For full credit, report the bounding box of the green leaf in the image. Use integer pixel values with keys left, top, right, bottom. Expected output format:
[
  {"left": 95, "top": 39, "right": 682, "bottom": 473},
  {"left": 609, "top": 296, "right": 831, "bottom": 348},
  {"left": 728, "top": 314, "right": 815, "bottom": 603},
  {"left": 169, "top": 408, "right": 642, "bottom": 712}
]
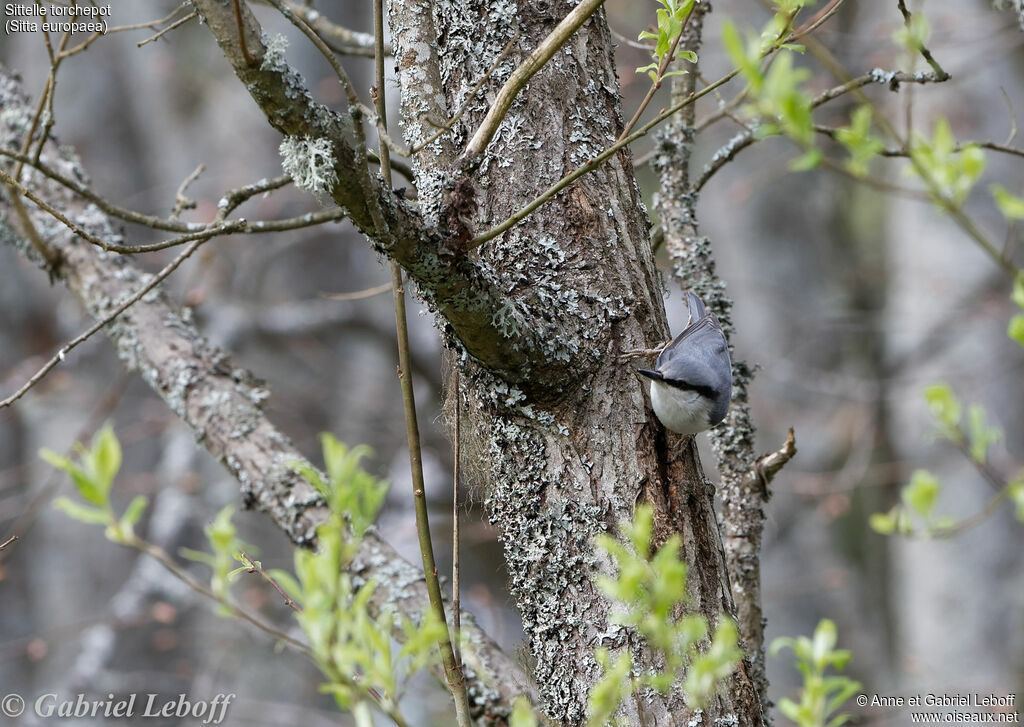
[
  {"left": 789, "top": 148, "right": 822, "bottom": 171},
  {"left": 722, "top": 21, "right": 762, "bottom": 89},
  {"left": 119, "top": 495, "right": 148, "bottom": 532},
  {"left": 54, "top": 496, "right": 112, "bottom": 525},
  {"left": 207, "top": 506, "right": 238, "bottom": 552},
  {"left": 509, "top": 696, "right": 538, "bottom": 727},
  {"left": 990, "top": 184, "right": 1024, "bottom": 220},
  {"left": 960, "top": 146, "right": 985, "bottom": 179},
  {"left": 90, "top": 423, "right": 122, "bottom": 495},
  {"left": 40, "top": 449, "right": 106, "bottom": 506},
  {"left": 1010, "top": 314, "right": 1024, "bottom": 348},
  {"left": 835, "top": 106, "right": 884, "bottom": 177},
  {"left": 902, "top": 470, "right": 940, "bottom": 517},
  {"left": 586, "top": 650, "right": 633, "bottom": 727},
  {"left": 924, "top": 382, "right": 962, "bottom": 432},
  {"left": 894, "top": 12, "right": 930, "bottom": 51},
  {"left": 778, "top": 697, "right": 802, "bottom": 723},
  {"left": 1008, "top": 474, "right": 1024, "bottom": 522},
  {"left": 179, "top": 547, "right": 217, "bottom": 566},
  {"left": 868, "top": 511, "right": 896, "bottom": 535},
  {"left": 1012, "top": 273, "right": 1024, "bottom": 309},
  {"left": 290, "top": 459, "right": 327, "bottom": 497},
  {"left": 811, "top": 619, "right": 838, "bottom": 670},
  {"left": 967, "top": 404, "right": 1002, "bottom": 463}
]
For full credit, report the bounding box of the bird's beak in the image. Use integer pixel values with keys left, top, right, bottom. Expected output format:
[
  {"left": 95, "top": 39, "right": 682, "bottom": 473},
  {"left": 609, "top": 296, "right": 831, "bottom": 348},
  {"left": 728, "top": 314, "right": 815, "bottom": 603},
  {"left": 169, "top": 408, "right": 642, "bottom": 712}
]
[{"left": 637, "top": 369, "right": 663, "bottom": 381}]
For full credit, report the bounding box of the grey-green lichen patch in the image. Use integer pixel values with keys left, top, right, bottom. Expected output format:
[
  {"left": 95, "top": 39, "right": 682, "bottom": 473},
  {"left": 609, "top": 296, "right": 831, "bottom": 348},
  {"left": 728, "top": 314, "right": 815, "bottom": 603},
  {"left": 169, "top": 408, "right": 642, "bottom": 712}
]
[
  {"left": 259, "top": 33, "right": 289, "bottom": 73},
  {"left": 0, "top": 104, "right": 33, "bottom": 149},
  {"left": 279, "top": 135, "right": 338, "bottom": 198}
]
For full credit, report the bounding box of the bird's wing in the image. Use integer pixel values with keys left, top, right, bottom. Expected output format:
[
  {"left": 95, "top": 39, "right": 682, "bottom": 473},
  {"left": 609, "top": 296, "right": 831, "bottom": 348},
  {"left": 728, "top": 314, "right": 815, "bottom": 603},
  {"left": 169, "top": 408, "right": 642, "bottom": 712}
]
[{"left": 655, "top": 315, "right": 731, "bottom": 392}]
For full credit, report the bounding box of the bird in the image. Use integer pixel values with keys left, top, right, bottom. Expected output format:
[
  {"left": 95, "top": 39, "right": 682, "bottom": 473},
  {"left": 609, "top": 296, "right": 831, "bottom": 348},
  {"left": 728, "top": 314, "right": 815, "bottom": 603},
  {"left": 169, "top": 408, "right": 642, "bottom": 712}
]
[{"left": 637, "top": 292, "right": 732, "bottom": 435}]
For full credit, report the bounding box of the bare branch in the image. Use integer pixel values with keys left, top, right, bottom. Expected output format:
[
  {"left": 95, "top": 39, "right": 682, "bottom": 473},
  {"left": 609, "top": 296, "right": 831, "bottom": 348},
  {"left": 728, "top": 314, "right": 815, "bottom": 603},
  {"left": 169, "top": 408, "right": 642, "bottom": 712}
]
[
  {"left": 896, "top": 0, "right": 950, "bottom": 82},
  {"left": 270, "top": 0, "right": 383, "bottom": 58},
  {"left": 0, "top": 236, "right": 206, "bottom": 410},
  {"left": 189, "top": 0, "right": 543, "bottom": 376}
]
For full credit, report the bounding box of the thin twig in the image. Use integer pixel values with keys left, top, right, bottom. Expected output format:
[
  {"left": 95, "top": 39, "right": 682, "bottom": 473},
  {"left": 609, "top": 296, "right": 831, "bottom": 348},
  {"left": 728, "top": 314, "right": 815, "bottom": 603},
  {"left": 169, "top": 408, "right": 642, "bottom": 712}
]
[
  {"left": 321, "top": 282, "right": 392, "bottom": 301},
  {"left": 170, "top": 164, "right": 206, "bottom": 220},
  {"left": 232, "top": 0, "right": 256, "bottom": 66},
  {"left": 802, "top": 35, "right": 1020, "bottom": 278},
  {"left": 238, "top": 552, "right": 302, "bottom": 612},
  {"left": 265, "top": 0, "right": 384, "bottom": 236},
  {"left": 999, "top": 88, "right": 1017, "bottom": 147},
  {"left": 0, "top": 149, "right": 216, "bottom": 232},
  {"left": 609, "top": 24, "right": 654, "bottom": 51},
  {"left": 137, "top": 10, "right": 198, "bottom": 48},
  {"left": 931, "top": 487, "right": 1011, "bottom": 538},
  {"left": 127, "top": 535, "right": 307, "bottom": 650},
  {"left": 0, "top": 536, "right": 17, "bottom": 552},
  {"left": 267, "top": 0, "right": 360, "bottom": 108},
  {"left": 814, "top": 124, "right": 1024, "bottom": 160},
  {"left": 0, "top": 172, "right": 247, "bottom": 252},
  {"left": 896, "top": 0, "right": 950, "bottom": 82},
  {"left": 373, "top": 1, "right": 472, "bottom": 724},
  {"left": 270, "top": 0, "right": 382, "bottom": 58},
  {"left": 460, "top": 0, "right": 606, "bottom": 162},
  {"left": 1, "top": 165, "right": 342, "bottom": 251},
  {"left": 452, "top": 369, "right": 462, "bottom": 670},
  {"left": 0, "top": 238, "right": 207, "bottom": 409},
  {"left": 618, "top": 3, "right": 695, "bottom": 142}
]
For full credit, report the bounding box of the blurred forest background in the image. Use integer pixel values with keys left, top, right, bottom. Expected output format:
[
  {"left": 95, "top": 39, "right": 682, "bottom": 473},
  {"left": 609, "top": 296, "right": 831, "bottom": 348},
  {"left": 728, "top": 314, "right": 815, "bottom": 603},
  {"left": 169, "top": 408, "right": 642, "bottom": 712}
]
[{"left": 1, "top": 1, "right": 1023, "bottom": 725}]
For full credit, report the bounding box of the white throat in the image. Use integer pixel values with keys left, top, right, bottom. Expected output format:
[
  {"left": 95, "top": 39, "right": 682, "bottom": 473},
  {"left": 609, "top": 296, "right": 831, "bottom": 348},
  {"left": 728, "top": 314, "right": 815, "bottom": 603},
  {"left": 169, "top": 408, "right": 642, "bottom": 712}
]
[{"left": 648, "top": 379, "right": 714, "bottom": 435}]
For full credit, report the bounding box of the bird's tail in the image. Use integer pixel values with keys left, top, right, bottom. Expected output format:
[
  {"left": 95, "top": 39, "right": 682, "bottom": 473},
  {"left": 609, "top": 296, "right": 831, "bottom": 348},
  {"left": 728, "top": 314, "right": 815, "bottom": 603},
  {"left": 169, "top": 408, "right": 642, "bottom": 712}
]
[{"left": 685, "top": 291, "right": 707, "bottom": 326}]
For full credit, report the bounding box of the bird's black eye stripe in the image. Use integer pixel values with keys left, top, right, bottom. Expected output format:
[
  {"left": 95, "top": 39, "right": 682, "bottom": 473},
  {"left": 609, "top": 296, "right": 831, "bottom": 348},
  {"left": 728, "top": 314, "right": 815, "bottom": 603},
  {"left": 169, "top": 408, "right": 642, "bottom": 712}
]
[{"left": 662, "top": 379, "right": 717, "bottom": 400}]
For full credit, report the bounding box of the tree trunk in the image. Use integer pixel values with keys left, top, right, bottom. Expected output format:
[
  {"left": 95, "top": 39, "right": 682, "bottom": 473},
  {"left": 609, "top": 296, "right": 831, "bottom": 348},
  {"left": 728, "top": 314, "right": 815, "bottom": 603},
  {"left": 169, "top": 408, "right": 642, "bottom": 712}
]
[{"left": 393, "top": 2, "right": 763, "bottom": 724}]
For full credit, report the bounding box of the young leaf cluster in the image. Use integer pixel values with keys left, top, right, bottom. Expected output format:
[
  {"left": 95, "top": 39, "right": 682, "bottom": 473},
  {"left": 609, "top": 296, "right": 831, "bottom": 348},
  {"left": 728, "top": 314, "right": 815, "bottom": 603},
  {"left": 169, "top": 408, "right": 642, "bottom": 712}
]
[
  {"left": 871, "top": 384, "right": 1023, "bottom": 536},
  {"left": 586, "top": 505, "right": 741, "bottom": 726},
  {"left": 180, "top": 505, "right": 257, "bottom": 614},
  {"left": 869, "top": 469, "right": 952, "bottom": 536},
  {"left": 276, "top": 434, "right": 440, "bottom": 725},
  {"left": 721, "top": 16, "right": 819, "bottom": 170},
  {"left": 923, "top": 383, "right": 1002, "bottom": 464},
  {"left": 40, "top": 423, "right": 147, "bottom": 542},
  {"left": 291, "top": 434, "right": 389, "bottom": 545},
  {"left": 834, "top": 107, "right": 885, "bottom": 178},
  {"left": 770, "top": 619, "right": 861, "bottom": 727},
  {"left": 909, "top": 119, "right": 986, "bottom": 206},
  {"left": 43, "top": 428, "right": 439, "bottom": 727},
  {"left": 636, "top": 0, "right": 696, "bottom": 83}
]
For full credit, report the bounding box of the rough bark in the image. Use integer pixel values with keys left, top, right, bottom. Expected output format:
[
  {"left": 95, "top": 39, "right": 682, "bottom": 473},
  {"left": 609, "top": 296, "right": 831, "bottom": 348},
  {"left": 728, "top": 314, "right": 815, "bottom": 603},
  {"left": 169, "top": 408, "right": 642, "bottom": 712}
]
[
  {"left": 0, "top": 65, "right": 535, "bottom": 723},
  {"left": 391, "top": 1, "right": 762, "bottom": 724}
]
